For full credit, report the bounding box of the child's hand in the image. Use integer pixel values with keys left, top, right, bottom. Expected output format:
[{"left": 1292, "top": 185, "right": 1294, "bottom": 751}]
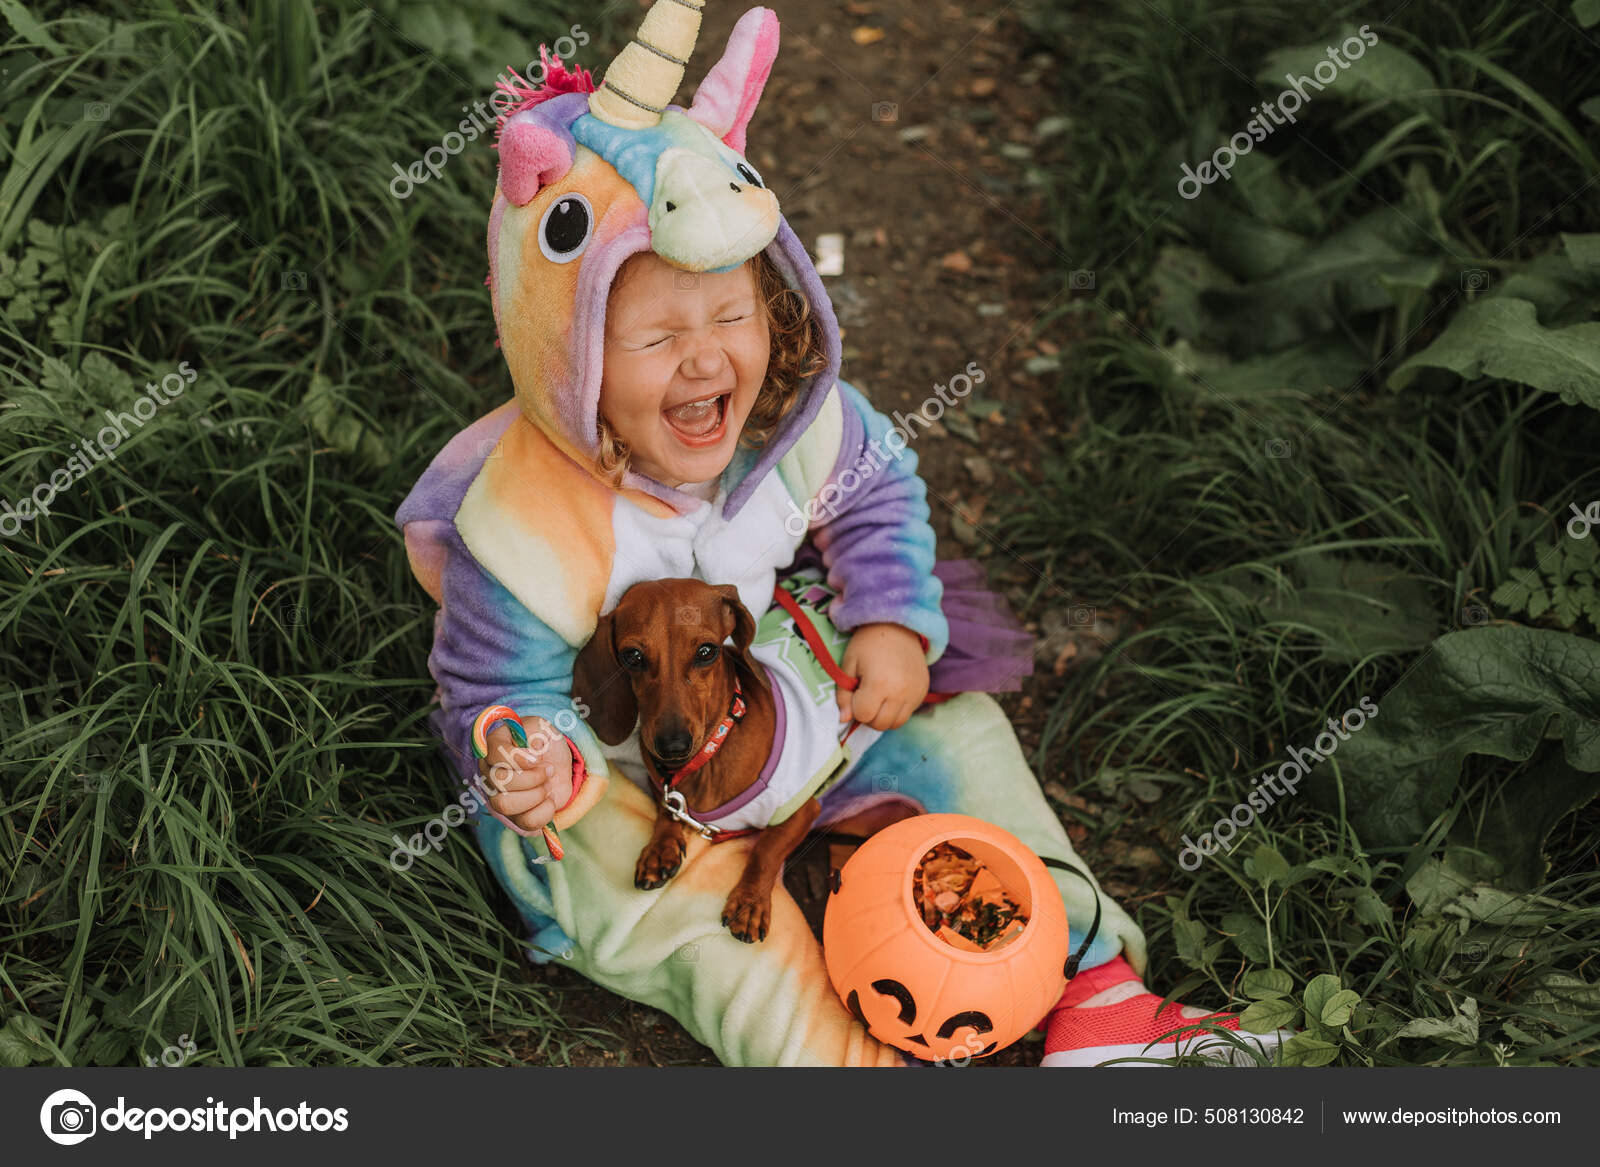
[
  {"left": 478, "top": 717, "right": 574, "bottom": 832},
  {"left": 835, "top": 623, "right": 930, "bottom": 731}
]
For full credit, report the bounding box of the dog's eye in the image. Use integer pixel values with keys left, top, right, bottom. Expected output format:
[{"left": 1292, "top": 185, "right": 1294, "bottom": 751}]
[
  {"left": 694, "top": 643, "right": 720, "bottom": 664},
  {"left": 619, "top": 647, "right": 647, "bottom": 671}
]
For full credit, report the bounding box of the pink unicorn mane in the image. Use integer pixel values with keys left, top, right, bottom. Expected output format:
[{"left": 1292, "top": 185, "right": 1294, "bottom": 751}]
[{"left": 492, "top": 48, "right": 596, "bottom": 145}]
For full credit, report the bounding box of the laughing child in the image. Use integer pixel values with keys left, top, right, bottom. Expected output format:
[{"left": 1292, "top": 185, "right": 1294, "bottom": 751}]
[{"left": 395, "top": 1, "right": 1285, "bottom": 1067}]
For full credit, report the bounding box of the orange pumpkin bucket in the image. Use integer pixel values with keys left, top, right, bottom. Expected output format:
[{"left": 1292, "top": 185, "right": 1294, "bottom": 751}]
[{"left": 822, "top": 813, "right": 1071, "bottom": 1061}]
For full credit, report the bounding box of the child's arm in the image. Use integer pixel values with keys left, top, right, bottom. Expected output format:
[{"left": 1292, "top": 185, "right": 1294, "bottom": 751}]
[
  {"left": 806, "top": 380, "right": 948, "bottom": 657},
  {"left": 799, "top": 381, "right": 948, "bottom": 727},
  {"left": 400, "top": 514, "right": 608, "bottom": 832}
]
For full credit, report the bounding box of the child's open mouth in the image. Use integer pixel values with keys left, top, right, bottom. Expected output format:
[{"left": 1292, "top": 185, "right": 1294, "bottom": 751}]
[{"left": 662, "top": 392, "right": 730, "bottom": 444}]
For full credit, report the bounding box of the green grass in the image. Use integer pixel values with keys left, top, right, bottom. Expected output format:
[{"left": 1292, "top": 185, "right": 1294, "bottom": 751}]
[
  {"left": 1009, "top": 0, "right": 1600, "bottom": 1064},
  {"left": 1, "top": 0, "right": 625, "bottom": 1066}
]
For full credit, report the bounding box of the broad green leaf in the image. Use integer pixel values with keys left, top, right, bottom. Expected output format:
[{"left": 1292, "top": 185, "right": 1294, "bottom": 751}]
[
  {"left": 1389, "top": 298, "right": 1600, "bottom": 407},
  {"left": 1320, "top": 990, "right": 1361, "bottom": 1028},
  {"left": 1223, "top": 911, "right": 1270, "bottom": 962},
  {"left": 1250, "top": 843, "right": 1291, "bottom": 888},
  {"left": 1258, "top": 34, "right": 1441, "bottom": 118},
  {"left": 1279, "top": 1033, "right": 1340, "bottom": 1066},
  {"left": 1561, "top": 233, "right": 1600, "bottom": 275},
  {"left": 82, "top": 1027, "right": 131, "bottom": 1067},
  {"left": 1202, "top": 208, "right": 1437, "bottom": 352},
  {"left": 1486, "top": 744, "right": 1600, "bottom": 887},
  {"left": 1313, "top": 627, "right": 1600, "bottom": 863},
  {"left": 1243, "top": 968, "right": 1295, "bottom": 1000},
  {"left": 1344, "top": 886, "right": 1393, "bottom": 928},
  {"left": 1406, "top": 857, "right": 1477, "bottom": 916},
  {"left": 0, "top": 1015, "right": 45, "bottom": 1066},
  {"left": 1525, "top": 973, "right": 1600, "bottom": 1018},
  {"left": 1577, "top": 0, "right": 1600, "bottom": 28},
  {"left": 1240, "top": 997, "right": 1299, "bottom": 1033},
  {"left": 1396, "top": 1010, "right": 1479, "bottom": 1046},
  {"left": 1258, "top": 553, "right": 1440, "bottom": 663},
  {"left": 0, "top": 0, "right": 65, "bottom": 54},
  {"left": 1302, "top": 974, "right": 1344, "bottom": 1024},
  {"left": 1307, "top": 854, "right": 1372, "bottom": 882},
  {"left": 1492, "top": 253, "right": 1595, "bottom": 323},
  {"left": 1172, "top": 912, "right": 1211, "bottom": 970}
]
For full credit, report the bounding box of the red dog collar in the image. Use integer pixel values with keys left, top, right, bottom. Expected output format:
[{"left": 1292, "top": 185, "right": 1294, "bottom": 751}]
[{"left": 651, "top": 676, "right": 746, "bottom": 791}]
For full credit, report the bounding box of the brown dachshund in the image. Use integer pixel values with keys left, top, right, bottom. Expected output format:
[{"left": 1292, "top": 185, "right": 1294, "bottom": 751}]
[{"left": 571, "top": 578, "right": 820, "bottom": 942}]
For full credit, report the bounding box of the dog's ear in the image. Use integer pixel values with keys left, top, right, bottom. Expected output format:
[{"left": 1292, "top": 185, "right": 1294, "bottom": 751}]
[
  {"left": 714, "top": 584, "right": 767, "bottom": 696},
  {"left": 570, "top": 610, "right": 638, "bottom": 746}
]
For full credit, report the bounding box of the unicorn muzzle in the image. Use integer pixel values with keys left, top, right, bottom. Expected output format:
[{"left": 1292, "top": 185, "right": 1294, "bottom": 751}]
[{"left": 648, "top": 148, "right": 780, "bottom": 271}]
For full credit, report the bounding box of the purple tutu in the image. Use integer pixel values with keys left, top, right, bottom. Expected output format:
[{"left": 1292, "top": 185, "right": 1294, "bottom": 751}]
[{"left": 928, "top": 558, "right": 1037, "bottom": 693}]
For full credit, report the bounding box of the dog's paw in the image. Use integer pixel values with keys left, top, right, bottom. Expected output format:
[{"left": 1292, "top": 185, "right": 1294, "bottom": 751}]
[
  {"left": 721, "top": 887, "right": 771, "bottom": 943},
  {"left": 635, "top": 837, "right": 686, "bottom": 890}
]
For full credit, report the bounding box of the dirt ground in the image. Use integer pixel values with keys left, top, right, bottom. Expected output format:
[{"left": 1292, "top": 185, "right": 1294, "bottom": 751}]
[{"left": 513, "top": 0, "right": 1145, "bottom": 1067}]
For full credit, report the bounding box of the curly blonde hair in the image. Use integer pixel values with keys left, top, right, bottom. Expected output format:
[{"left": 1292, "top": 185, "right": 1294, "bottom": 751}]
[{"left": 594, "top": 249, "right": 828, "bottom": 485}]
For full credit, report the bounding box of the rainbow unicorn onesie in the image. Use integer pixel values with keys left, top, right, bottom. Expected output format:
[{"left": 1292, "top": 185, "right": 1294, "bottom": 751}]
[{"left": 396, "top": 0, "right": 1142, "bottom": 1066}]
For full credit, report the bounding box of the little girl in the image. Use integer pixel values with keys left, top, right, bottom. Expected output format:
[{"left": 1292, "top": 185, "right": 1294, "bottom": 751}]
[{"left": 396, "top": 1, "right": 1281, "bottom": 1066}]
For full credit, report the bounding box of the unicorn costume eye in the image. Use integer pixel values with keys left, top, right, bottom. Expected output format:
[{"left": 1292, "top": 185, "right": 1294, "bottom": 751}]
[{"left": 539, "top": 194, "right": 593, "bottom": 262}]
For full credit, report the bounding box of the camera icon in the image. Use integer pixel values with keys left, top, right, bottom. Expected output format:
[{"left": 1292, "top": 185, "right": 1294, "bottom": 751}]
[
  {"left": 1264, "top": 438, "right": 1293, "bottom": 459},
  {"left": 83, "top": 102, "right": 109, "bottom": 122},
  {"left": 281, "top": 270, "right": 307, "bottom": 291},
  {"left": 1067, "top": 604, "right": 1096, "bottom": 626},
  {"left": 673, "top": 271, "right": 701, "bottom": 290},
  {"left": 1458, "top": 941, "right": 1488, "bottom": 964},
  {"left": 871, "top": 101, "right": 899, "bottom": 123},
  {"left": 40, "top": 1090, "right": 97, "bottom": 1145},
  {"left": 674, "top": 604, "right": 700, "bottom": 626},
  {"left": 476, "top": 437, "right": 501, "bottom": 461},
  {"left": 77, "top": 774, "right": 110, "bottom": 794},
  {"left": 1461, "top": 603, "right": 1490, "bottom": 627},
  {"left": 871, "top": 774, "right": 899, "bottom": 792},
  {"left": 284, "top": 603, "right": 303, "bottom": 626},
  {"left": 1069, "top": 269, "right": 1095, "bottom": 291},
  {"left": 675, "top": 942, "right": 700, "bottom": 962},
  {"left": 1460, "top": 269, "right": 1489, "bottom": 292}
]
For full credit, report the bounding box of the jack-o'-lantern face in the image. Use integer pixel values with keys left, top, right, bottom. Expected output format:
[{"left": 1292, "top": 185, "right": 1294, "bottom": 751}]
[
  {"left": 822, "top": 815, "right": 1073, "bottom": 1063},
  {"left": 843, "top": 978, "right": 1000, "bottom": 1062}
]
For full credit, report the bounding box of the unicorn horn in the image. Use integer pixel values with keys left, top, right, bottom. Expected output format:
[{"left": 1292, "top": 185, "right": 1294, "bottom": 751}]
[{"left": 588, "top": 0, "right": 705, "bottom": 129}]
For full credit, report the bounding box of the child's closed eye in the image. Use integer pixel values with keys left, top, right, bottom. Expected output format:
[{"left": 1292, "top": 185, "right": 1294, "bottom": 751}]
[{"left": 625, "top": 333, "right": 674, "bottom": 350}]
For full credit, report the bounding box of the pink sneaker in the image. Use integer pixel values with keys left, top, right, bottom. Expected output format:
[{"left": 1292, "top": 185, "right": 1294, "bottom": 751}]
[{"left": 1041, "top": 957, "right": 1289, "bottom": 1067}]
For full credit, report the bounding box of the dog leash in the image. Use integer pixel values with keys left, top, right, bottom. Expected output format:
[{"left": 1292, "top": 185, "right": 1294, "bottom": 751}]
[{"left": 769, "top": 585, "right": 955, "bottom": 708}]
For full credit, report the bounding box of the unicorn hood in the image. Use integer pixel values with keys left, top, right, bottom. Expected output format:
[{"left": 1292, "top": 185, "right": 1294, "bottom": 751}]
[{"left": 487, "top": 2, "right": 841, "bottom": 519}]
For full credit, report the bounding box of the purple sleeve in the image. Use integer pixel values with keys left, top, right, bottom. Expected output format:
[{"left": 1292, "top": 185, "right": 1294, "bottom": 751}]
[{"left": 807, "top": 380, "right": 948, "bottom": 662}]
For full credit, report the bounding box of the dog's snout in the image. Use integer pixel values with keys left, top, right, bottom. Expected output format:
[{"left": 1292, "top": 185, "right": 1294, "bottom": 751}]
[{"left": 652, "top": 722, "right": 694, "bottom": 762}]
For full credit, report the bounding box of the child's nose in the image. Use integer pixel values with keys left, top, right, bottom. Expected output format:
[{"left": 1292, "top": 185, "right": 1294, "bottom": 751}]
[{"left": 681, "top": 334, "right": 727, "bottom": 379}]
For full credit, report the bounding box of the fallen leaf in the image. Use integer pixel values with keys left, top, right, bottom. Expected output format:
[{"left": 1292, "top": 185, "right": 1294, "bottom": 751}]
[
  {"left": 940, "top": 250, "right": 973, "bottom": 273},
  {"left": 851, "top": 26, "right": 886, "bottom": 45},
  {"left": 969, "top": 77, "right": 997, "bottom": 97}
]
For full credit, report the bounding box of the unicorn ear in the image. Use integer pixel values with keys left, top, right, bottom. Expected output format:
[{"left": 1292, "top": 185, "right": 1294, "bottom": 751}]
[
  {"left": 687, "top": 7, "right": 779, "bottom": 154},
  {"left": 497, "top": 115, "right": 575, "bottom": 205}
]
